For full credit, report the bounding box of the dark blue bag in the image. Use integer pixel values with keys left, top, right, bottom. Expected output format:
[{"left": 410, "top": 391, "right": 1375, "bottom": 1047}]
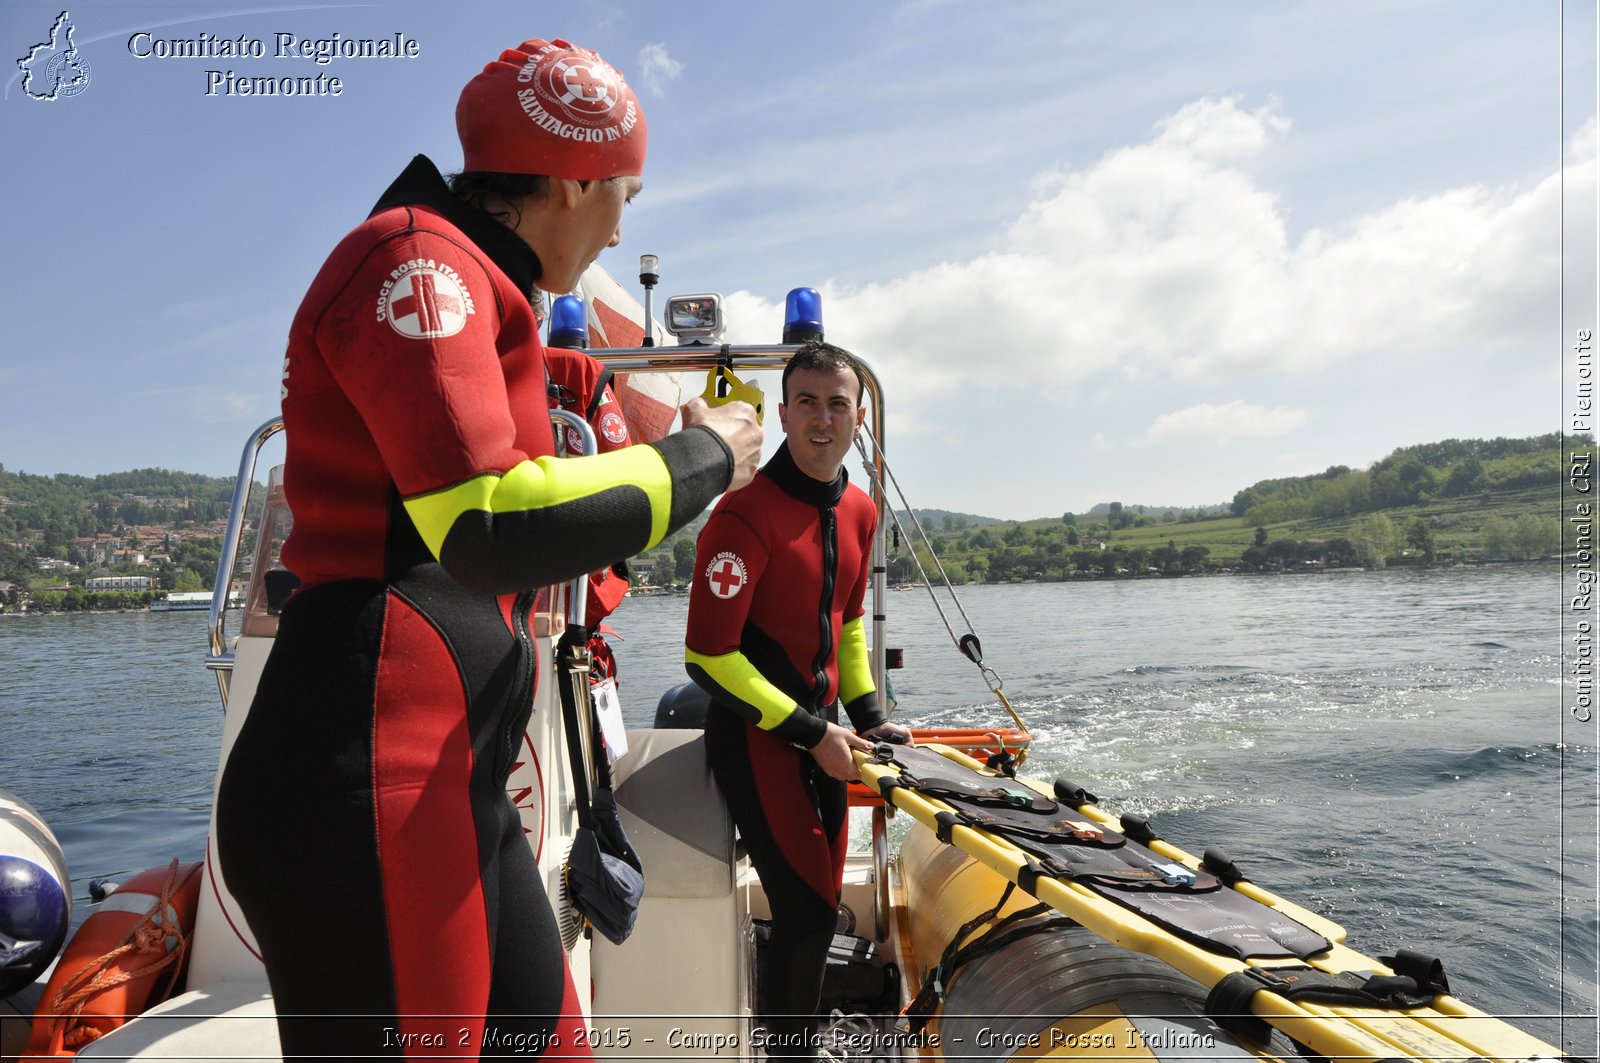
[
  {"left": 566, "top": 789, "right": 644, "bottom": 945},
  {"left": 558, "top": 629, "right": 644, "bottom": 945}
]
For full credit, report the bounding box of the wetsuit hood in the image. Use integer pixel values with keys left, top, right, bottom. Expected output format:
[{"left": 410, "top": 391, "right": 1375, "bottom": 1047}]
[{"left": 370, "top": 154, "right": 541, "bottom": 296}]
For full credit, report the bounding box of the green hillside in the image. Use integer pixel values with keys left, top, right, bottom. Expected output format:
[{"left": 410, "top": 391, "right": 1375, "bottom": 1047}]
[
  {"left": 2, "top": 431, "right": 1588, "bottom": 605},
  {"left": 882, "top": 433, "right": 1586, "bottom": 583}
]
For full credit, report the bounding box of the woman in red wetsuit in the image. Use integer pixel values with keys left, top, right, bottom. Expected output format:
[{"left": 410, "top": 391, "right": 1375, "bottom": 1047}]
[{"left": 215, "top": 38, "right": 760, "bottom": 1059}]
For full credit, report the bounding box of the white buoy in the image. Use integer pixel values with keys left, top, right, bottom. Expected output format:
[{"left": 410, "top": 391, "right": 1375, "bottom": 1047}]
[{"left": 0, "top": 790, "right": 71, "bottom": 998}]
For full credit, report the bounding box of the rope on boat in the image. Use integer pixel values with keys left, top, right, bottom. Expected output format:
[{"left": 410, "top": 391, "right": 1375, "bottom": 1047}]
[
  {"left": 853, "top": 425, "right": 1031, "bottom": 744},
  {"left": 43, "top": 858, "right": 198, "bottom": 1048}
]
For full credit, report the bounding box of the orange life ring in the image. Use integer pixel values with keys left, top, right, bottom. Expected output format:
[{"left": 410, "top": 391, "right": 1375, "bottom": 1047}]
[
  {"left": 906, "top": 727, "right": 1032, "bottom": 753},
  {"left": 21, "top": 858, "right": 203, "bottom": 1059}
]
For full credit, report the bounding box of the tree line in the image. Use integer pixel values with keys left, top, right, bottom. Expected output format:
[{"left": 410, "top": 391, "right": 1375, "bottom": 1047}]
[
  {"left": 1228, "top": 434, "right": 1566, "bottom": 524},
  {"left": 3, "top": 430, "right": 1582, "bottom": 600},
  {"left": 877, "top": 433, "right": 1577, "bottom": 584}
]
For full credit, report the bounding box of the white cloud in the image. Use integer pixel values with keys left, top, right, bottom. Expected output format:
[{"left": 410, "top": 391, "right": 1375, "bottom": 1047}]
[
  {"left": 722, "top": 95, "right": 1574, "bottom": 407},
  {"left": 636, "top": 43, "right": 683, "bottom": 96},
  {"left": 1151, "top": 94, "right": 1292, "bottom": 163},
  {"left": 1139, "top": 401, "right": 1311, "bottom": 447}
]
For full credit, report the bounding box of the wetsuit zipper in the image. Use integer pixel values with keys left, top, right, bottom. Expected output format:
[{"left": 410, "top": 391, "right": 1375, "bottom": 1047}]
[
  {"left": 810, "top": 504, "right": 837, "bottom": 712},
  {"left": 499, "top": 588, "right": 538, "bottom": 781}
]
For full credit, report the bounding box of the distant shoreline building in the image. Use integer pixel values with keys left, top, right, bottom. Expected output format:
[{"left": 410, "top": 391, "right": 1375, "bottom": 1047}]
[{"left": 84, "top": 575, "right": 153, "bottom": 592}]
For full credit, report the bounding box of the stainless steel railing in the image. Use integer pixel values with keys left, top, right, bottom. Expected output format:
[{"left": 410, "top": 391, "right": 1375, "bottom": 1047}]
[{"left": 203, "top": 344, "right": 891, "bottom": 710}]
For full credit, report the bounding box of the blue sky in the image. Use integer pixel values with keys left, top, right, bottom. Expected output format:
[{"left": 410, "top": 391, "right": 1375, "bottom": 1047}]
[{"left": 3, "top": 1, "right": 1595, "bottom": 520}]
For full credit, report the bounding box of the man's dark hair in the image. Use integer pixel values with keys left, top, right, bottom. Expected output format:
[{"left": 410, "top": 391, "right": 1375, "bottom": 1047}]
[{"left": 781, "top": 340, "right": 867, "bottom": 405}]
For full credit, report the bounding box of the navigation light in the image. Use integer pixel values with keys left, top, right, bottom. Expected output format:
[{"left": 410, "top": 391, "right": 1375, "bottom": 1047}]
[
  {"left": 549, "top": 295, "right": 589, "bottom": 349},
  {"left": 783, "top": 288, "right": 823, "bottom": 344}
]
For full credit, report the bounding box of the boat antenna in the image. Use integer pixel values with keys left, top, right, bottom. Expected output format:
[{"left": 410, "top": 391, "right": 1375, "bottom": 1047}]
[{"left": 852, "top": 425, "right": 1030, "bottom": 741}]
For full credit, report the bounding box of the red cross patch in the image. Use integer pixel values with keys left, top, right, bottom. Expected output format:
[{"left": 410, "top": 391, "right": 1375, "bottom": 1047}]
[
  {"left": 600, "top": 410, "right": 628, "bottom": 445},
  {"left": 705, "top": 552, "right": 747, "bottom": 600},
  {"left": 379, "top": 263, "right": 474, "bottom": 339}
]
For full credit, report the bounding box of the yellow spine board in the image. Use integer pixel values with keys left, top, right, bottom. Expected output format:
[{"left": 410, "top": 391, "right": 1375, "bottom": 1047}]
[
  {"left": 899, "top": 828, "right": 1288, "bottom": 1061},
  {"left": 859, "top": 745, "right": 1565, "bottom": 1063}
]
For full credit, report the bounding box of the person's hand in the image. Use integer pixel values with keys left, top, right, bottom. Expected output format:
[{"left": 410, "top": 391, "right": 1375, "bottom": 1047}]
[
  {"left": 860, "top": 721, "right": 913, "bottom": 746},
  {"left": 681, "top": 397, "right": 762, "bottom": 491},
  {"left": 807, "top": 721, "right": 874, "bottom": 781}
]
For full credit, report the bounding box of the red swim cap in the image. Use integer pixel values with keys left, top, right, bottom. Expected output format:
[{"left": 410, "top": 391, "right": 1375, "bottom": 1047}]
[{"left": 456, "top": 38, "right": 647, "bottom": 180}]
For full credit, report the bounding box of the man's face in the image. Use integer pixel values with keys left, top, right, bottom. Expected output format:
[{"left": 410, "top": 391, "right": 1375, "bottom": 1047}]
[{"left": 779, "top": 366, "right": 865, "bottom": 482}]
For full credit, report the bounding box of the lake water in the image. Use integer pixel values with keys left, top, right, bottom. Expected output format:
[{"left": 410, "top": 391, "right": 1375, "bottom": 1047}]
[{"left": 1, "top": 564, "right": 1595, "bottom": 1057}]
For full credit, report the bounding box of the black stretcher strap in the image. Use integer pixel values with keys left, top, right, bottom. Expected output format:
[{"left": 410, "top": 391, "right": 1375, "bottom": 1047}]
[
  {"left": 1202, "top": 845, "right": 1247, "bottom": 885},
  {"left": 1120, "top": 812, "right": 1159, "bottom": 845},
  {"left": 1053, "top": 777, "right": 1098, "bottom": 807},
  {"left": 1205, "top": 963, "right": 1447, "bottom": 1045},
  {"left": 1380, "top": 948, "right": 1451, "bottom": 995},
  {"left": 915, "top": 776, "right": 1057, "bottom": 814}
]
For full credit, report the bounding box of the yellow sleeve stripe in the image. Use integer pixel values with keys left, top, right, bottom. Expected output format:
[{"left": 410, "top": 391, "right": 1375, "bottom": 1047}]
[
  {"left": 684, "top": 647, "right": 798, "bottom": 731},
  {"left": 837, "top": 615, "right": 875, "bottom": 704},
  {"left": 403, "top": 447, "right": 674, "bottom": 560}
]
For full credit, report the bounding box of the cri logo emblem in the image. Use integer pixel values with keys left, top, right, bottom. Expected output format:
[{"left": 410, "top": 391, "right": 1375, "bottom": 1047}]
[{"left": 705, "top": 552, "right": 747, "bottom": 600}]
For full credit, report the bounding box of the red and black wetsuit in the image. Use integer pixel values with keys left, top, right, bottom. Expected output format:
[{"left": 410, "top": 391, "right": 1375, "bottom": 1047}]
[
  {"left": 215, "top": 155, "right": 732, "bottom": 1059},
  {"left": 684, "top": 443, "right": 883, "bottom": 1059}
]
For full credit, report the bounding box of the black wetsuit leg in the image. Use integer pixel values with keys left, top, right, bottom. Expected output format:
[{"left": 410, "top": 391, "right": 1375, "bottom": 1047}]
[
  {"left": 705, "top": 705, "right": 847, "bottom": 1062},
  {"left": 216, "top": 569, "right": 591, "bottom": 1060}
]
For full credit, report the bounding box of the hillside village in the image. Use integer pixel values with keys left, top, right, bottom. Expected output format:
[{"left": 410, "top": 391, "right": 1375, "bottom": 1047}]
[
  {"left": 0, "top": 473, "right": 235, "bottom": 611},
  {"left": 0, "top": 430, "right": 1584, "bottom": 613}
]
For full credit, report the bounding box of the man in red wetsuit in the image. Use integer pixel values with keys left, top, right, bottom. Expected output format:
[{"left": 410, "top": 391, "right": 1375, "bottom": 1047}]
[
  {"left": 215, "top": 38, "right": 761, "bottom": 1059},
  {"left": 684, "top": 341, "right": 910, "bottom": 1060}
]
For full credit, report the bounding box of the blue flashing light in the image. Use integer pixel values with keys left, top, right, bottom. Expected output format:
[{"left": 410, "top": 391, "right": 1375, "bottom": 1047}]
[
  {"left": 783, "top": 287, "right": 823, "bottom": 344},
  {"left": 549, "top": 294, "right": 589, "bottom": 349}
]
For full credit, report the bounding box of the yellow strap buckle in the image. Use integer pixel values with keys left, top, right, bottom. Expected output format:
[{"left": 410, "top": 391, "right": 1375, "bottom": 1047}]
[{"left": 701, "top": 365, "right": 764, "bottom": 425}]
